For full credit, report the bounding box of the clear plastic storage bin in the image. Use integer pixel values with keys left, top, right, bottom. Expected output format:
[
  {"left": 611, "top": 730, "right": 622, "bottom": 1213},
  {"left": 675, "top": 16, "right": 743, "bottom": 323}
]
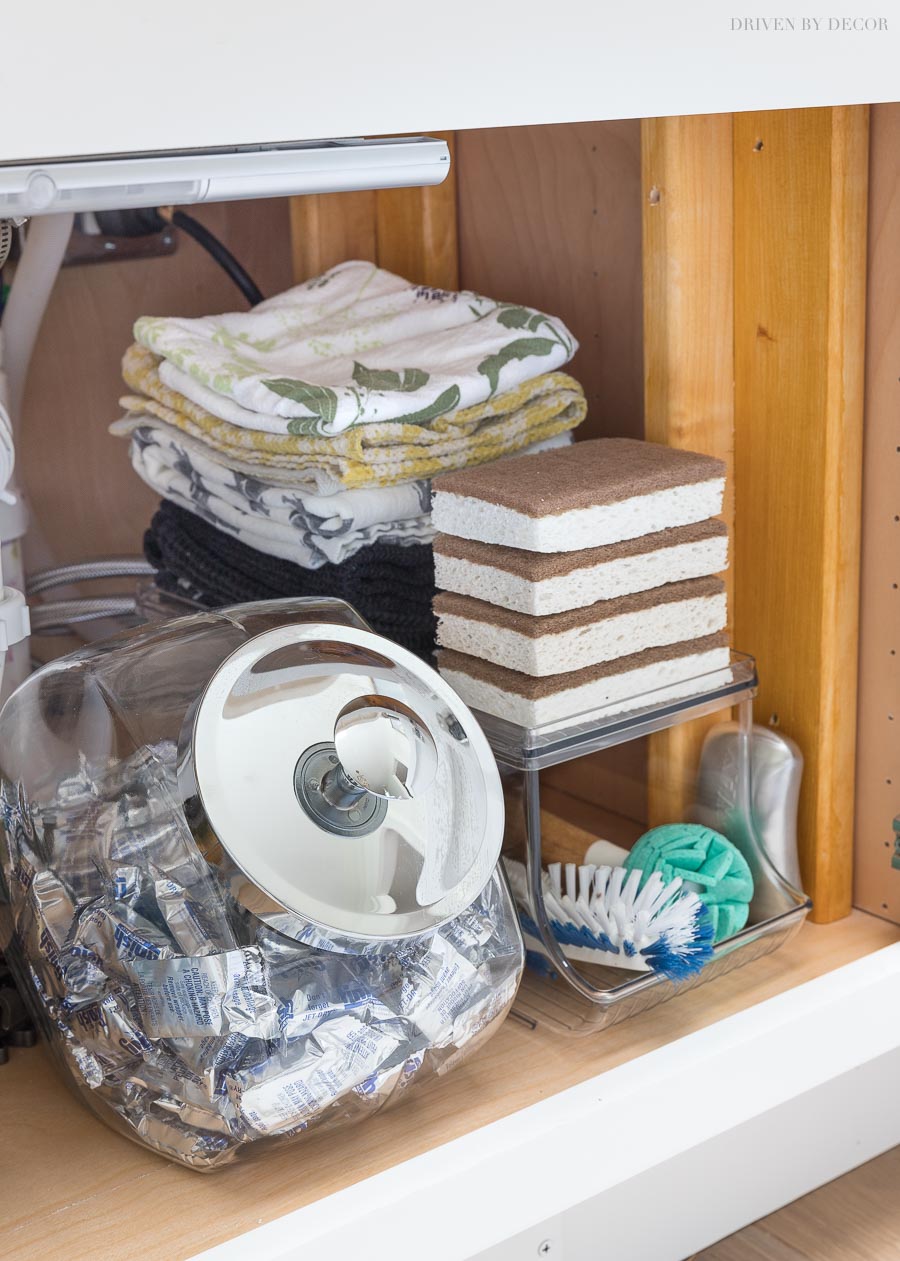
[{"left": 486, "top": 652, "right": 811, "bottom": 1035}]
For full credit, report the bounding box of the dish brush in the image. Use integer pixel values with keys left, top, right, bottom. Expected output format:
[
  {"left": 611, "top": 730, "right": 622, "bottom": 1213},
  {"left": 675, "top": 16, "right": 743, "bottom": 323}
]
[{"left": 504, "top": 858, "right": 714, "bottom": 981}]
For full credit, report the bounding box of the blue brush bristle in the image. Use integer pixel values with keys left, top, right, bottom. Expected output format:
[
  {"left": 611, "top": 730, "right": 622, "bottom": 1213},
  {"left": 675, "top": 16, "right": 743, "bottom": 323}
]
[
  {"left": 513, "top": 867, "right": 715, "bottom": 983},
  {"left": 518, "top": 911, "right": 540, "bottom": 939},
  {"left": 524, "top": 948, "right": 558, "bottom": 978},
  {"left": 641, "top": 905, "right": 715, "bottom": 982},
  {"left": 520, "top": 909, "right": 621, "bottom": 958}
]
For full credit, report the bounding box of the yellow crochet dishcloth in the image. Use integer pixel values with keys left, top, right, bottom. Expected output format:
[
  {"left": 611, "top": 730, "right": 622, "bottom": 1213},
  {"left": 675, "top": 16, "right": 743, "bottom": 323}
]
[{"left": 119, "top": 344, "right": 586, "bottom": 491}]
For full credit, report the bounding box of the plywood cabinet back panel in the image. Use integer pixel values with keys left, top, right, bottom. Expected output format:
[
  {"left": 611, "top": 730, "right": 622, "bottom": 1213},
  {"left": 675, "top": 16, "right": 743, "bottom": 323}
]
[
  {"left": 456, "top": 121, "right": 644, "bottom": 442},
  {"left": 17, "top": 199, "right": 295, "bottom": 574},
  {"left": 453, "top": 122, "right": 648, "bottom": 824}
]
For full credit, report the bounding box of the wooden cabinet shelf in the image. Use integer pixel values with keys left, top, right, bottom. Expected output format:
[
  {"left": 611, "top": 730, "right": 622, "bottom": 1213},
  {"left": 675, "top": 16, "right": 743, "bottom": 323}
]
[{"left": 2, "top": 901, "right": 895, "bottom": 1260}]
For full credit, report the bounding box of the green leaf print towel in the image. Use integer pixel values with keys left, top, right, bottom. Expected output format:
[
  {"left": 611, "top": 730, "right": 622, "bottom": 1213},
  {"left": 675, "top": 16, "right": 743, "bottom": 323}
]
[{"left": 134, "top": 261, "right": 577, "bottom": 438}]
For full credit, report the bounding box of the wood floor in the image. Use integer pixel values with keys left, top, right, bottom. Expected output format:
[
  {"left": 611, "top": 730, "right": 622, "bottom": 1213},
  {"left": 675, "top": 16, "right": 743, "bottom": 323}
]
[{"left": 694, "top": 1145, "right": 900, "bottom": 1260}]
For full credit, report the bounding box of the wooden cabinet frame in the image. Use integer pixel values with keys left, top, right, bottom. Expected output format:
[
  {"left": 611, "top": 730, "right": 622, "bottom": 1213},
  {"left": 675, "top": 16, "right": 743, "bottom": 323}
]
[
  {"left": 290, "top": 107, "right": 869, "bottom": 925},
  {"left": 4, "top": 103, "right": 895, "bottom": 1261},
  {"left": 643, "top": 109, "right": 869, "bottom": 924}
]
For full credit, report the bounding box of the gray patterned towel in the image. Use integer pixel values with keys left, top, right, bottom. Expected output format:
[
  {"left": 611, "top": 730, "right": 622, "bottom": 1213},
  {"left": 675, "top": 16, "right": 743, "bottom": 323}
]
[{"left": 126, "top": 422, "right": 433, "bottom": 569}]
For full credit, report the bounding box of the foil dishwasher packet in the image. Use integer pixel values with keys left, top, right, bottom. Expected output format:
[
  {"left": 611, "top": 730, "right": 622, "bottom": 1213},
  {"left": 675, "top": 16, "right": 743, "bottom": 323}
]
[
  {"left": 440, "top": 907, "right": 495, "bottom": 959},
  {"left": 122, "top": 1042, "right": 222, "bottom": 1107},
  {"left": 110, "top": 1052, "right": 245, "bottom": 1139},
  {"left": 150, "top": 1094, "right": 243, "bottom": 1141},
  {"left": 58, "top": 950, "right": 109, "bottom": 1010},
  {"left": 9, "top": 852, "right": 36, "bottom": 921},
  {"left": 106, "top": 855, "right": 234, "bottom": 957},
  {"left": 125, "top": 947, "right": 279, "bottom": 1039},
  {"left": 108, "top": 815, "right": 199, "bottom": 876},
  {"left": 435, "top": 971, "right": 521, "bottom": 1076},
  {"left": 256, "top": 912, "right": 410, "bottom": 961},
  {"left": 17, "top": 870, "right": 78, "bottom": 1003},
  {"left": 59, "top": 900, "right": 176, "bottom": 1007},
  {"left": 152, "top": 874, "right": 230, "bottom": 956},
  {"left": 259, "top": 917, "right": 402, "bottom": 987},
  {"left": 74, "top": 901, "right": 175, "bottom": 967},
  {"left": 388, "top": 935, "right": 492, "bottom": 1047},
  {"left": 254, "top": 918, "right": 320, "bottom": 968},
  {"left": 129, "top": 1109, "right": 240, "bottom": 1169},
  {"left": 347, "top": 1046, "right": 429, "bottom": 1120},
  {"left": 63, "top": 1039, "right": 105, "bottom": 1090},
  {"left": 387, "top": 1049, "right": 427, "bottom": 1105},
  {"left": 167, "top": 1031, "right": 261, "bottom": 1099},
  {"left": 109, "top": 864, "right": 143, "bottom": 907},
  {"left": 273, "top": 953, "right": 396, "bottom": 1041},
  {"left": 226, "top": 1017, "right": 403, "bottom": 1136},
  {"left": 67, "top": 991, "right": 155, "bottom": 1074}
]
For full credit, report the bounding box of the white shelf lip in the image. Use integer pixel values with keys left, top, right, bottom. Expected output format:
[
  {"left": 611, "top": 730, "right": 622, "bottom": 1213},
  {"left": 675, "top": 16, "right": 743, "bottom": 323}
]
[{"left": 189, "top": 941, "right": 900, "bottom": 1261}]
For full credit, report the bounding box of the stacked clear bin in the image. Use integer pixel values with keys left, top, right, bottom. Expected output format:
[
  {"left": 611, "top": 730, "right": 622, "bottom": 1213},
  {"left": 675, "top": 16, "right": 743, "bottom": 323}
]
[{"left": 486, "top": 652, "right": 811, "bottom": 1035}]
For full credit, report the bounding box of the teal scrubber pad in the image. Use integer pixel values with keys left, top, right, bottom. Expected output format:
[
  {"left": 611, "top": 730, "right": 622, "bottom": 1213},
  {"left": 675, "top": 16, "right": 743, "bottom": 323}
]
[{"left": 624, "top": 824, "right": 754, "bottom": 943}]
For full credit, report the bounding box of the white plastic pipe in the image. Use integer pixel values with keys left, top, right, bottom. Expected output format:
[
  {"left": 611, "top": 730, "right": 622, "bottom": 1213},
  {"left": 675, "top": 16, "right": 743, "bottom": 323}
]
[
  {"left": 3, "top": 212, "right": 74, "bottom": 427},
  {"left": 0, "top": 212, "right": 72, "bottom": 699},
  {"left": 0, "top": 332, "right": 15, "bottom": 503}
]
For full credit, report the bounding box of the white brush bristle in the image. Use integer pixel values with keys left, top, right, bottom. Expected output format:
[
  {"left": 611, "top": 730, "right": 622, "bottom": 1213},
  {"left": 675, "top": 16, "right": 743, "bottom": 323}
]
[{"left": 503, "top": 856, "right": 713, "bottom": 980}]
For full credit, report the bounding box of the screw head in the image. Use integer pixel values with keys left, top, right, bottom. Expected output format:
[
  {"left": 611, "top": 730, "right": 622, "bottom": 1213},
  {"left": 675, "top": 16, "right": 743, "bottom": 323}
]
[{"left": 537, "top": 1242, "right": 553, "bottom": 1256}]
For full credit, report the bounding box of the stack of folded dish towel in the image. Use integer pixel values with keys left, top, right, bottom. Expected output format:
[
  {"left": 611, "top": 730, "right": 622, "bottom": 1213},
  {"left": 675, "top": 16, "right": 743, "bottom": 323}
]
[
  {"left": 111, "top": 260, "right": 586, "bottom": 658},
  {"left": 432, "top": 437, "right": 732, "bottom": 725}
]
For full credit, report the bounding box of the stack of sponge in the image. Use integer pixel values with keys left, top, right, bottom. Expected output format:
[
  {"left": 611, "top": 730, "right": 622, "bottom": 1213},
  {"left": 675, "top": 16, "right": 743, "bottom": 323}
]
[{"left": 432, "top": 438, "right": 732, "bottom": 727}]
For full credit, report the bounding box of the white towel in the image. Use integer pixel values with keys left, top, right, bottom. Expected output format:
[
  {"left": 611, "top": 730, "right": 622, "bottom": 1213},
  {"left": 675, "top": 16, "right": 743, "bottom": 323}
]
[
  {"left": 134, "top": 260, "right": 577, "bottom": 437},
  {"left": 124, "top": 422, "right": 572, "bottom": 570},
  {"left": 127, "top": 423, "right": 433, "bottom": 569}
]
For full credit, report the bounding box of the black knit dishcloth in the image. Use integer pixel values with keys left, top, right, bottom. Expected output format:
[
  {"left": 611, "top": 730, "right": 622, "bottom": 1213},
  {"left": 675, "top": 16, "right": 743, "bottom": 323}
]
[{"left": 144, "top": 499, "right": 437, "bottom": 661}]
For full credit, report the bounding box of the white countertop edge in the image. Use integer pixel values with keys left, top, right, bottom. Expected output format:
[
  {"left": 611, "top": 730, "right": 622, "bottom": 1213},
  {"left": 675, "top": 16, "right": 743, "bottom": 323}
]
[{"left": 189, "top": 942, "right": 900, "bottom": 1261}]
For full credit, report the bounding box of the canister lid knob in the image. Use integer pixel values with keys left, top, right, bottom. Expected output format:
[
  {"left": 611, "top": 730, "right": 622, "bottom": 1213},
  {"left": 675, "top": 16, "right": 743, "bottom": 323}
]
[
  {"left": 188, "top": 622, "right": 503, "bottom": 940},
  {"left": 333, "top": 695, "right": 438, "bottom": 801}
]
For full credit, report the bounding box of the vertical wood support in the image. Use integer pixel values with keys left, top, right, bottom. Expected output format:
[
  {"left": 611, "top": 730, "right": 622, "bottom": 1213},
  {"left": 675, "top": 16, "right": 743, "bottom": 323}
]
[
  {"left": 642, "top": 108, "right": 867, "bottom": 924},
  {"left": 853, "top": 103, "right": 900, "bottom": 924},
  {"left": 376, "top": 133, "right": 459, "bottom": 290},
  {"left": 290, "top": 191, "right": 377, "bottom": 278},
  {"left": 733, "top": 107, "right": 869, "bottom": 923},
  {"left": 642, "top": 115, "right": 735, "bottom": 825},
  {"left": 289, "top": 133, "right": 457, "bottom": 289}
]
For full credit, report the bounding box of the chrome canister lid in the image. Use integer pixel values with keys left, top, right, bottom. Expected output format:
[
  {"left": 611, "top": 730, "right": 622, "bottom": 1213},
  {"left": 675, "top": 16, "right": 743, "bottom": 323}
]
[{"left": 188, "top": 623, "right": 504, "bottom": 939}]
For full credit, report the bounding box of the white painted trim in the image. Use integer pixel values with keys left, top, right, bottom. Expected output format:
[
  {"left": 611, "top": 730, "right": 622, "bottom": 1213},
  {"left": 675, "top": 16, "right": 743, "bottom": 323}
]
[
  {"left": 190, "top": 944, "right": 900, "bottom": 1261},
  {"left": 4, "top": 3, "right": 899, "bottom": 164}
]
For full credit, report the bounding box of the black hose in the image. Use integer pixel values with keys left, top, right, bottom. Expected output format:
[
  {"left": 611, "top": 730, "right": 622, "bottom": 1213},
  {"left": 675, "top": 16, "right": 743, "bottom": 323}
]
[
  {"left": 92, "top": 208, "right": 265, "bottom": 307},
  {"left": 169, "top": 210, "right": 265, "bottom": 307}
]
